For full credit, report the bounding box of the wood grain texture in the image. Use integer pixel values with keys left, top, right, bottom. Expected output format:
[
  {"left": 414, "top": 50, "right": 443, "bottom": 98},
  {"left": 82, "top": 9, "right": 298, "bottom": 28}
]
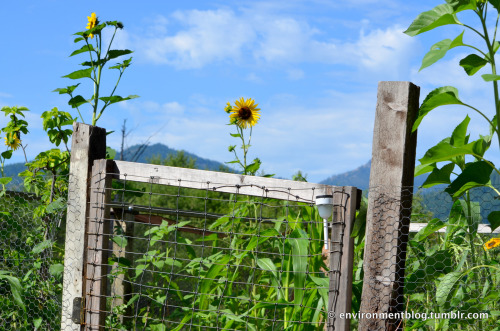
[
  {"left": 85, "top": 159, "right": 113, "bottom": 331},
  {"left": 61, "top": 123, "right": 106, "bottom": 330},
  {"left": 359, "top": 81, "right": 420, "bottom": 331},
  {"left": 112, "top": 160, "right": 338, "bottom": 202}
]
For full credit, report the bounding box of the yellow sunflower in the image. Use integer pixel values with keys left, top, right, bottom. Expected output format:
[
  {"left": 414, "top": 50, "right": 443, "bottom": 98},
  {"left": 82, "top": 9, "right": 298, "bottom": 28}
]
[
  {"left": 484, "top": 237, "right": 500, "bottom": 250},
  {"left": 86, "top": 12, "right": 98, "bottom": 39},
  {"left": 229, "top": 97, "right": 261, "bottom": 129},
  {"left": 4, "top": 133, "right": 21, "bottom": 151}
]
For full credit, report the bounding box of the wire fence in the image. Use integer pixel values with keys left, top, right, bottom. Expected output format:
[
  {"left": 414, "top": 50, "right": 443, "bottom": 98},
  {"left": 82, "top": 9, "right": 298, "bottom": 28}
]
[
  {"left": 85, "top": 167, "right": 352, "bottom": 330},
  {"left": 1, "top": 169, "right": 499, "bottom": 330},
  {"left": 0, "top": 175, "right": 69, "bottom": 330}
]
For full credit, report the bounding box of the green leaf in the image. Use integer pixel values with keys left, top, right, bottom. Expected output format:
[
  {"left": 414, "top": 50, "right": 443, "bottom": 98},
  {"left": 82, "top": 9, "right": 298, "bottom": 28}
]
[
  {"left": 1, "top": 150, "right": 13, "bottom": 160},
  {"left": 49, "top": 263, "right": 64, "bottom": 278},
  {"left": 419, "top": 31, "right": 464, "bottom": 71},
  {"left": 436, "top": 271, "right": 463, "bottom": 307},
  {"left": 482, "top": 74, "right": 500, "bottom": 81},
  {"left": 487, "top": 211, "right": 500, "bottom": 231},
  {"left": 445, "top": 0, "right": 478, "bottom": 12},
  {"left": 68, "top": 95, "right": 87, "bottom": 108},
  {"left": 74, "top": 37, "right": 84, "bottom": 43},
  {"left": 0, "top": 273, "right": 25, "bottom": 311},
  {"left": 106, "top": 146, "right": 117, "bottom": 160},
  {"left": 489, "top": 0, "right": 500, "bottom": 11},
  {"left": 413, "top": 86, "right": 464, "bottom": 131},
  {"left": 70, "top": 44, "right": 95, "bottom": 57},
  {"left": 413, "top": 218, "right": 446, "bottom": 242},
  {"left": 62, "top": 68, "right": 93, "bottom": 80},
  {"left": 230, "top": 133, "right": 241, "bottom": 138},
  {"left": 415, "top": 163, "right": 436, "bottom": 177},
  {"left": 107, "top": 49, "right": 133, "bottom": 60},
  {"left": 112, "top": 236, "right": 128, "bottom": 248},
  {"left": 459, "top": 54, "right": 488, "bottom": 76},
  {"left": 419, "top": 137, "right": 484, "bottom": 166},
  {"left": 99, "top": 95, "right": 139, "bottom": 106},
  {"left": 199, "top": 254, "right": 231, "bottom": 311},
  {"left": 31, "top": 240, "right": 54, "bottom": 254},
  {"left": 288, "top": 228, "right": 309, "bottom": 308},
  {"left": 46, "top": 197, "right": 66, "bottom": 213},
  {"left": 0, "top": 177, "right": 12, "bottom": 185},
  {"left": 257, "top": 258, "right": 285, "bottom": 300},
  {"left": 53, "top": 83, "right": 80, "bottom": 95},
  {"left": 245, "top": 160, "right": 261, "bottom": 174},
  {"left": 421, "top": 163, "right": 455, "bottom": 188},
  {"left": 445, "top": 161, "right": 494, "bottom": 197},
  {"left": 404, "top": 4, "right": 461, "bottom": 37},
  {"left": 450, "top": 115, "right": 470, "bottom": 147}
]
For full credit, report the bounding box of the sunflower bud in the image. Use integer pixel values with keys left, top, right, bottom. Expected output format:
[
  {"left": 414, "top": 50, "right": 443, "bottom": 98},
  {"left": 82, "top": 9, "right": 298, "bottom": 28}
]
[
  {"left": 228, "top": 145, "right": 236, "bottom": 152},
  {"left": 224, "top": 102, "right": 232, "bottom": 113}
]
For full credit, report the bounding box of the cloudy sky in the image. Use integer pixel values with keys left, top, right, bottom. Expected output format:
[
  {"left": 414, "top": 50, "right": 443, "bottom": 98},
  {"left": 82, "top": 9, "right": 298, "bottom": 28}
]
[{"left": 1, "top": 0, "right": 498, "bottom": 183}]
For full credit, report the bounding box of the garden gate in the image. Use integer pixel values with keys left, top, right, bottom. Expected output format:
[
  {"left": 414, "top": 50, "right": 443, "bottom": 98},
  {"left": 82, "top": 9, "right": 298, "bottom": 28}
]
[{"left": 60, "top": 81, "right": 420, "bottom": 330}]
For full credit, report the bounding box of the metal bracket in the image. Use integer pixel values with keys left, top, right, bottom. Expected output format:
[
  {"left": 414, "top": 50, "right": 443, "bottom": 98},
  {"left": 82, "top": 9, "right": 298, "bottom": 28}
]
[{"left": 72, "top": 297, "right": 84, "bottom": 324}]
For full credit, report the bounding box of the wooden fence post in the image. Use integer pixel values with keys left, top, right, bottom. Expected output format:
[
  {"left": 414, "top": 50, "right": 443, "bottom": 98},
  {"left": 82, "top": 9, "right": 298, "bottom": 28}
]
[
  {"left": 85, "top": 159, "right": 114, "bottom": 330},
  {"left": 327, "top": 186, "right": 359, "bottom": 331},
  {"left": 358, "top": 81, "right": 419, "bottom": 331},
  {"left": 61, "top": 123, "right": 106, "bottom": 330}
]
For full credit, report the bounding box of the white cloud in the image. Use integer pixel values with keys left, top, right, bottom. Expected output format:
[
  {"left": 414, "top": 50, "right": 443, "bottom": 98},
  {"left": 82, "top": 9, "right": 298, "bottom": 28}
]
[{"left": 133, "top": 9, "right": 417, "bottom": 73}]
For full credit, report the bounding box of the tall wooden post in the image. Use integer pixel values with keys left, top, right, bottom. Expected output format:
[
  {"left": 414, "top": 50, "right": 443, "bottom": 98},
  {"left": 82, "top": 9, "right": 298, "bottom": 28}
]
[
  {"left": 85, "top": 159, "right": 114, "bottom": 330},
  {"left": 61, "top": 123, "right": 106, "bottom": 330},
  {"left": 358, "top": 82, "right": 419, "bottom": 331}
]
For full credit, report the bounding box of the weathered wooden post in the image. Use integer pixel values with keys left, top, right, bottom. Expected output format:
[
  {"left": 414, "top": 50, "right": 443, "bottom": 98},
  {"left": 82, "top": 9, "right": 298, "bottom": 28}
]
[
  {"left": 85, "top": 159, "right": 114, "bottom": 330},
  {"left": 358, "top": 81, "right": 419, "bottom": 330},
  {"left": 61, "top": 123, "right": 106, "bottom": 330}
]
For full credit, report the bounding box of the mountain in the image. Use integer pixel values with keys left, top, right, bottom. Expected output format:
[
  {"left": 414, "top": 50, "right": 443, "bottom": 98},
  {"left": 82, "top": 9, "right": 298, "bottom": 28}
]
[
  {"left": 2, "top": 143, "right": 235, "bottom": 190},
  {"left": 319, "top": 160, "right": 428, "bottom": 190},
  {"left": 120, "top": 143, "right": 234, "bottom": 171}
]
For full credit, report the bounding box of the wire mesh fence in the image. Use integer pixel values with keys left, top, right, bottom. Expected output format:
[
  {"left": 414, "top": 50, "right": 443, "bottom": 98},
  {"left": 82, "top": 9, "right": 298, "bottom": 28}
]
[
  {"left": 357, "top": 185, "right": 500, "bottom": 330},
  {"left": 84, "top": 164, "right": 354, "bottom": 330},
  {"left": 0, "top": 175, "right": 69, "bottom": 330}
]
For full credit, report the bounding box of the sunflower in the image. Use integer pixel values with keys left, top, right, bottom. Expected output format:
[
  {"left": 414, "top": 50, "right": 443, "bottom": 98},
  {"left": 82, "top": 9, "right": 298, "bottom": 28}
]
[
  {"left": 86, "top": 12, "right": 98, "bottom": 39},
  {"left": 229, "top": 98, "right": 261, "bottom": 129},
  {"left": 484, "top": 238, "right": 500, "bottom": 250},
  {"left": 4, "top": 133, "right": 21, "bottom": 151}
]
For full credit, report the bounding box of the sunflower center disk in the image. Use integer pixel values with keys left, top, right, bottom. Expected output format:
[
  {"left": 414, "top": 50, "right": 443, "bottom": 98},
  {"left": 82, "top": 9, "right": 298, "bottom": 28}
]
[{"left": 239, "top": 107, "right": 252, "bottom": 120}]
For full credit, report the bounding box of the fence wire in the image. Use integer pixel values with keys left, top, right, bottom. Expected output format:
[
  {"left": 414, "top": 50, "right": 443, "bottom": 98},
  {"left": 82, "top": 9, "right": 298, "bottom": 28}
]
[
  {"left": 0, "top": 174, "right": 69, "bottom": 331},
  {"left": 356, "top": 185, "right": 500, "bottom": 331},
  {"left": 84, "top": 170, "right": 351, "bottom": 330}
]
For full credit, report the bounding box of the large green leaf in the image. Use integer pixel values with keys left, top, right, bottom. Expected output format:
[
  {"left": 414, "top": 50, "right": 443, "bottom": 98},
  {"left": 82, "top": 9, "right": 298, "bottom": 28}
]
[
  {"left": 450, "top": 115, "right": 470, "bottom": 147},
  {"left": 419, "top": 141, "right": 474, "bottom": 165},
  {"left": 404, "top": 4, "right": 461, "bottom": 37},
  {"left": 487, "top": 211, "right": 500, "bottom": 231},
  {"left": 413, "top": 86, "right": 464, "bottom": 131},
  {"left": 62, "top": 68, "right": 93, "bottom": 80},
  {"left": 445, "top": 161, "right": 494, "bottom": 197},
  {"left": 0, "top": 177, "right": 12, "bottom": 185},
  {"left": 288, "top": 228, "right": 309, "bottom": 309},
  {"left": 419, "top": 31, "right": 464, "bottom": 71},
  {"left": 420, "top": 163, "right": 455, "bottom": 188},
  {"left": 459, "top": 54, "right": 488, "bottom": 76},
  {"left": 436, "top": 271, "right": 463, "bottom": 307},
  {"left": 490, "top": 0, "right": 500, "bottom": 11}
]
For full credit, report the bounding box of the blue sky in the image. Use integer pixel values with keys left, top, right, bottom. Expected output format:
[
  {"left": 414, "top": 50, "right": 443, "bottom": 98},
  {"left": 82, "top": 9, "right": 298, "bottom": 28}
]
[{"left": 1, "top": 0, "right": 499, "bottom": 183}]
